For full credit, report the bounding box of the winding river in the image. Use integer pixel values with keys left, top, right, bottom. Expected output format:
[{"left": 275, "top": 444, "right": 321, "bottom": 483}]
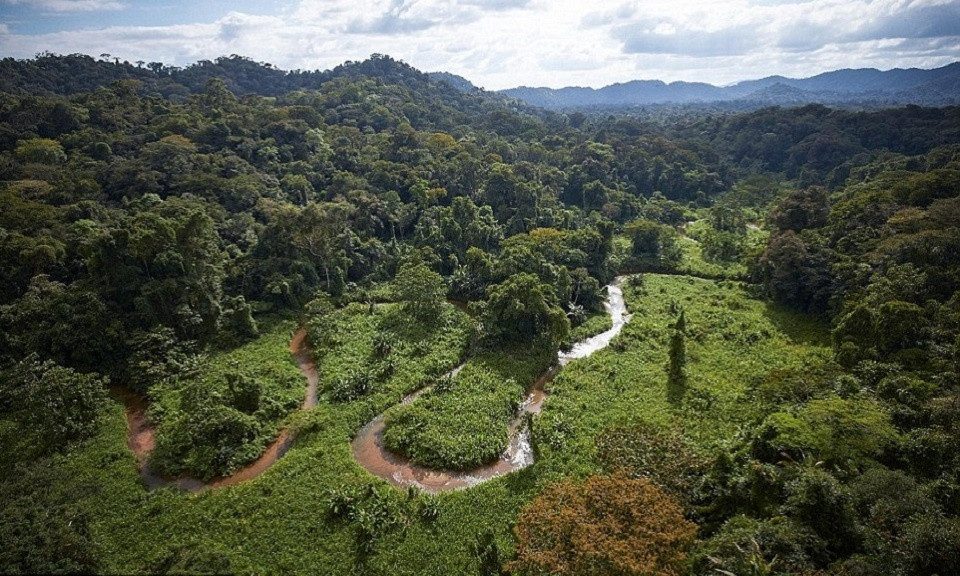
[
  {"left": 118, "top": 327, "right": 319, "bottom": 492},
  {"left": 350, "top": 276, "right": 632, "bottom": 493},
  {"left": 120, "top": 277, "right": 630, "bottom": 492}
]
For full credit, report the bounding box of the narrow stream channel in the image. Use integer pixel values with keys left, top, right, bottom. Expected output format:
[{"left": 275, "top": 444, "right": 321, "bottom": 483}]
[
  {"left": 119, "top": 278, "right": 631, "bottom": 492},
  {"left": 118, "top": 326, "right": 319, "bottom": 492},
  {"left": 350, "top": 276, "right": 632, "bottom": 493}
]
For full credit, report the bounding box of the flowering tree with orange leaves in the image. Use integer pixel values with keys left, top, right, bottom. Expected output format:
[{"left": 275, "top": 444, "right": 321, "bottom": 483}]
[{"left": 509, "top": 474, "right": 697, "bottom": 576}]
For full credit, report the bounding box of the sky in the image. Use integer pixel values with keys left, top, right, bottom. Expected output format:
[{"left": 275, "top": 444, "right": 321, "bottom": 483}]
[{"left": 1, "top": 0, "right": 958, "bottom": 90}]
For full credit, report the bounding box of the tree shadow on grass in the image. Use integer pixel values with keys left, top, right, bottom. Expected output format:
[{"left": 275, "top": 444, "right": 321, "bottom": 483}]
[{"left": 762, "top": 302, "right": 831, "bottom": 347}]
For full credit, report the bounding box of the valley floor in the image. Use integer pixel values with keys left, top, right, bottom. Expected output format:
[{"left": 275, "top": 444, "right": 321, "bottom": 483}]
[{"left": 37, "top": 273, "right": 829, "bottom": 575}]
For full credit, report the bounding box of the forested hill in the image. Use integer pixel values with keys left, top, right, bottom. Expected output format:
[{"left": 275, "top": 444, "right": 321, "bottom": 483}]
[
  {"left": 0, "top": 53, "right": 556, "bottom": 138},
  {"left": 0, "top": 53, "right": 496, "bottom": 105},
  {"left": 9, "top": 53, "right": 959, "bottom": 112}
]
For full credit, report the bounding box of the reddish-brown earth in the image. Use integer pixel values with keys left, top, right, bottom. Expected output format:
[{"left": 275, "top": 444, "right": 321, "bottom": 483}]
[
  {"left": 117, "top": 326, "right": 318, "bottom": 492},
  {"left": 350, "top": 278, "right": 631, "bottom": 493}
]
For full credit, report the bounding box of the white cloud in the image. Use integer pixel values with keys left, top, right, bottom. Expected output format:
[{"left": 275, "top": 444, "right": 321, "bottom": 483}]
[
  {"left": 4, "top": 0, "right": 125, "bottom": 11},
  {"left": 0, "top": 0, "right": 956, "bottom": 89}
]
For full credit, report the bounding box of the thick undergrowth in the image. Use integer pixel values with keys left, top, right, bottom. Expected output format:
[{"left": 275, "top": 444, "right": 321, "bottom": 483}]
[
  {"left": 146, "top": 319, "right": 304, "bottom": 480},
  {"left": 382, "top": 344, "right": 554, "bottom": 470}
]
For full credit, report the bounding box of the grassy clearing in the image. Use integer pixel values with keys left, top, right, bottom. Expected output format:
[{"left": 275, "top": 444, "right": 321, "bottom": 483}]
[
  {"left": 309, "top": 301, "right": 472, "bottom": 404},
  {"left": 14, "top": 274, "right": 830, "bottom": 575},
  {"left": 382, "top": 344, "right": 554, "bottom": 470},
  {"left": 675, "top": 236, "right": 747, "bottom": 279},
  {"left": 675, "top": 220, "right": 769, "bottom": 281},
  {"left": 147, "top": 318, "right": 304, "bottom": 480},
  {"left": 533, "top": 273, "right": 830, "bottom": 480}
]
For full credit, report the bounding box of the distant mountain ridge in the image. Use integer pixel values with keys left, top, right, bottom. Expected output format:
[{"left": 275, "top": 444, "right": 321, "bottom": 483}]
[
  {"left": 4, "top": 53, "right": 957, "bottom": 111},
  {"left": 499, "top": 63, "right": 960, "bottom": 108}
]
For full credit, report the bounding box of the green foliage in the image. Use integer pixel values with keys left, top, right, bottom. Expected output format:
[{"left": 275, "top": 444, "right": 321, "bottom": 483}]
[
  {"left": 769, "top": 187, "right": 829, "bottom": 231},
  {"left": 147, "top": 544, "right": 233, "bottom": 575},
  {"left": 415, "top": 197, "right": 503, "bottom": 273},
  {"left": 750, "top": 363, "right": 846, "bottom": 406},
  {"left": 701, "top": 226, "right": 746, "bottom": 262},
  {"left": 0, "top": 460, "right": 101, "bottom": 574},
  {"left": 0, "top": 53, "right": 958, "bottom": 575},
  {"left": 88, "top": 198, "right": 228, "bottom": 341},
  {"left": 324, "top": 483, "right": 415, "bottom": 556},
  {"left": 666, "top": 310, "right": 687, "bottom": 404},
  {"left": 152, "top": 379, "right": 262, "bottom": 480},
  {"left": 472, "top": 529, "right": 505, "bottom": 576},
  {"left": 308, "top": 300, "right": 470, "bottom": 407},
  {"left": 0, "top": 355, "right": 107, "bottom": 452},
  {"left": 755, "top": 230, "right": 831, "bottom": 312},
  {"left": 330, "top": 368, "right": 374, "bottom": 403},
  {"left": 148, "top": 320, "right": 302, "bottom": 479},
  {"left": 538, "top": 274, "right": 830, "bottom": 479},
  {"left": 418, "top": 494, "right": 441, "bottom": 523},
  {"left": 14, "top": 138, "right": 66, "bottom": 164},
  {"left": 479, "top": 273, "right": 570, "bottom": 346},
  {"left": 755, "top": 396, "right": 899, "bottom": 467},
  {"left": 0, "top": 275, "right": 124, "bottom": 374},
  {"left": 226, "top": 371, "right": 262, "bottom": 414},
  {"left": 833, "top": 305, "right": 877, "bottom": 366},
  {"left": 875, "top": 300, "right": 927, "bottom": 355},
  {"left": 568, "top": 308, "right": 613, "bottom": 343},
  {"left": 595, "top": 422, "right": 706, "bottom": 498},
  {"left": 897, "top": 513, "right": 960, "bottom": 576},
  {"left": 219, "top": 295, "right": 259, "bottom": 346},
  {"left": 624, "top": 218, "right": 681, "bottom": 270},
  {"left": 383, "top": 344, "right": 553, "bottom": 470},
  {"left": 393, "top": 261, "right": 446, "bottom": 321},
  {"left": 123, "top": 326, "right": 200, "bottom": 392},
  {"left": 780, "top": 467, "right": 859, "bottom": 554},
  {"left": 692, "top": 515, "right": 823, "bottom": 576}
]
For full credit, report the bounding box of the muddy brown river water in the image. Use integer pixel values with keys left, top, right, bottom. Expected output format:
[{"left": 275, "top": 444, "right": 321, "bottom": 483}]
[
  {"left": 120, "top": 278, "right": 630, "bottom": 492},
  {"left": 118, "top": 327, "right": 319, "bottom": 492},
  {"left": 350, "top": 277, "right": 632, "bottom": 493}
]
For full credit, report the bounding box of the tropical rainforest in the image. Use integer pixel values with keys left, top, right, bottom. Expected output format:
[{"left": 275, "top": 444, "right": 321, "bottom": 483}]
[{"left": 1, "top": 53, "right": 960, "bottom": 575}]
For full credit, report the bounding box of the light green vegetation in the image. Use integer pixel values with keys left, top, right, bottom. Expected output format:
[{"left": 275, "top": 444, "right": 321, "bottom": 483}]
[
  {"left": 675, "top": 220, "right": 768, "bottom": 280},
  {"left": 309, "top": 301, "right": 472, "bottom": 404},
  {"left": 534, "top": 273, "right": 831, "bottom": 477},
  {"left": 676, "top": 235, "right": 746, "bottom": 279},
  {"left": 382, "top": 344, "right": 554, "bottom": 470},
  {"left": 568, "top": 309, "right": 613, "bottom": 342},
  {"left": 17, "top": 274, "right": 829, "bottom": 574},
  {"left": 148, "top": 318, "right": 304, "bottom": 480}
]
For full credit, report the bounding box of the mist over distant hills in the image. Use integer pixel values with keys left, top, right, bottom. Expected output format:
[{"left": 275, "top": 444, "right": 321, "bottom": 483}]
[{"left": 477, "top": 63, "right": 960, "bottom": 108}]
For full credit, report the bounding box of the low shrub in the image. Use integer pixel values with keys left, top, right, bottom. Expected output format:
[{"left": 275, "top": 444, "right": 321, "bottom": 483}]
[
  {"left": 381, "top": 344, "right": 552, "bottom": 470},
  {"left": 330, "top": 369, "right": 373, "bottom": 403},
  {"left": 509, "top": 474, "right": 697, "bottom": 576}
]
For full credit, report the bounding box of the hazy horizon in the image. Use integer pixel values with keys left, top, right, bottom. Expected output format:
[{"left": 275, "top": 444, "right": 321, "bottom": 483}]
[{"left": 2, "top": 0, "right": 959, "bottom": 90}]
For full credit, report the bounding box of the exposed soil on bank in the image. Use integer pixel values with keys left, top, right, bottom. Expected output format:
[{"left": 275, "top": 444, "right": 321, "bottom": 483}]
[
  {"left": 351, "top": 278, "right": 632, "bottom": 493},
  {"left": 117, "top": 327, "right": 319, "bottom": 492},
  {"left": 119, "top": 282, "right": 631, "bottom": 494}
]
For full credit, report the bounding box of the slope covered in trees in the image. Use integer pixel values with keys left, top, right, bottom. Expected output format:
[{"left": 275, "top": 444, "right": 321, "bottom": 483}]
[{"left": 1, "top": 53, "right": 959, "bottom": 575}]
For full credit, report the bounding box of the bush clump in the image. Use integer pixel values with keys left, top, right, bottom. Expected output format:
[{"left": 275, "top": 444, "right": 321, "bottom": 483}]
[
  {"left": 382, "top": 344, "right": 552, "bottom": 470},
  {"left": 509, "top": 474, "right": 697, "bottom": 576}
]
